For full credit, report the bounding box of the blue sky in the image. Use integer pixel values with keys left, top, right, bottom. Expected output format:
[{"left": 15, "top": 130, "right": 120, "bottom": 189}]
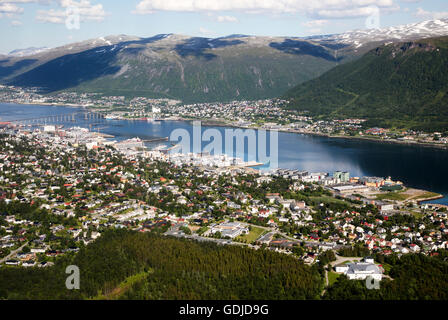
[{"left": 0, "top": 0, "right": 447, "bottom": 54}]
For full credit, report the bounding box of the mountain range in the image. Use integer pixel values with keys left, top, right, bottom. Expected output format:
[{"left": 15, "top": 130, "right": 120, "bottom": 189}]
[
  {"left": 306, "top": 19, "right": 448, "bottom": 49},
  {"left": 1, "top": 18, "right": 448, "bottom": 106},
  {"left": 0, "top": 34, "right": 352, "bottom": 103},
  {"left": 7, "top": 47, "right": 50, "bottom": 58}
]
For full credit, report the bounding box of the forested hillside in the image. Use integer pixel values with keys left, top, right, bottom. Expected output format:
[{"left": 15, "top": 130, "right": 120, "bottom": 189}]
[
  {"left": 2, "top": 229, "right": 448, "bottom": 300},
  {"left": 324, "top": 252, "right": 448, "bottom": 300},
  {"left": 1, "top": 35, "right": 353, "bottom": 103},
  {"left": 285, "top": 37, "right": 448, "bottom": 132},
  {"left": 0, "top": 229, "right": 322, "bottom": 299}
]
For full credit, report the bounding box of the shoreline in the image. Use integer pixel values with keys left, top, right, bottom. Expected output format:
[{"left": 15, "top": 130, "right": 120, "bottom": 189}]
[
  {"left": 300, "top": 131, "right": 448, "bottom": 150},
  {"left": 2, "top": 103, "right": 447, "bottom": 204},
  {"left": 4, "top": 102, "right": 447, "bottom": 151},
  {"left": 186, "top": 118, "right": 448, "bottom": 150},
  {"left": 417, "top": 194, "right": 445, "bottom": 204},
  {"left": 0, "top": 101, "right": 89, "bottom": 109}
]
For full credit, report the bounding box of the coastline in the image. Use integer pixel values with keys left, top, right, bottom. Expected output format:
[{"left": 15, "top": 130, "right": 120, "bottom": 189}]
[
  {"left": 417, "top": 194, "right": 445, "bottom": 204},
  {"left": 6, "top": 102, "right": 446, "bottom": 151},
  {"left": 0, "top": 101, "right": 88, "bottom": 109},
  {"left": 2, "top": 103, "right": 447, "bottom": 204},
  {"left": 301, "top": 131, "right": 448, "bottom": 150},
  {"left": 186, "top": 118, "right": 448, "bottom": 150},
  {"left": 79, "top": 112, "right": 448, "bottom": 151}
]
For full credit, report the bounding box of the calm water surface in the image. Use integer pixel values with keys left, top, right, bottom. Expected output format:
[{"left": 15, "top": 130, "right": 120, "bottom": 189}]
[{"left": 2, "top": 103, "right": 448, "bottom": 204}]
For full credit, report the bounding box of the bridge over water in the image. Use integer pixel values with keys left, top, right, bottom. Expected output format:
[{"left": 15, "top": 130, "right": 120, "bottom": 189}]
[
  {"left": 7, "top": 110, "right": 158, "bottom": 126},
  {"left": 8, "top": 111, "right": 106, "bottom": 125},
  {"left": 3, "top": 111, "right": 169, "bottom": 144}
]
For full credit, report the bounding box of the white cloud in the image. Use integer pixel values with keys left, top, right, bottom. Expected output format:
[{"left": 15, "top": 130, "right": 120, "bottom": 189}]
[
  {"left": 134, "top": 0, "right": 397, "bottom": 20},
  {"left": 0, "top": 0, "right": 53, "bottom": 12},
  {"left": 0, "top": 0, "right": 53, "bottom": 20},
  {"left": 36, "top": 0, "right": 106, "bottom": 24},
  {"left": 10, "top": 19, "right": 22, "bottom": 25},
  {"left": 199, "top": 27, "right": 215, "bottom": 35},
  {"left": 302, "top": 19, "right": 328, "bottom": 28},
  {"left": 415, "top": 7, "right": 448, "bottom": 20},
  {"left": 216, "top": 15, "right": 238, "bottom": 23},
  {"left": 301, "top": 19, "right": 330, "bottom": 35},
  {"left": 36, "top": 8, "right": 64, "bottom": 23},
  {"left": 0, "top": 0, "right": 106, "bottom": 23},
  {"left": 315, "top": 6, "right": 382, "bottom": 19},
  {"left": 0, "top": 2, "right": 24, "bottom": 14}
]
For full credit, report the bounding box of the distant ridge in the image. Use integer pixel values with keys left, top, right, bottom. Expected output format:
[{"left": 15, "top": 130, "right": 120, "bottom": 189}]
[
  {"left": 1, "top": 34, "right": 355, "bottom": 103},
  {"left": 1, "top": 18, "right": 448, "bottom": 103}
]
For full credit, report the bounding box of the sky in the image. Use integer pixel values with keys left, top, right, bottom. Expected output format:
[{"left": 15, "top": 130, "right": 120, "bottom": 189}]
[{"left": 0, "top": 0, "right": 447, "bottom": 54}]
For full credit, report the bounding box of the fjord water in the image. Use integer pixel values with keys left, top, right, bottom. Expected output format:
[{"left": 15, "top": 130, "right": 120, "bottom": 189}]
[{"left": 2, "top": 103, "right": 448, "bottom": 204}]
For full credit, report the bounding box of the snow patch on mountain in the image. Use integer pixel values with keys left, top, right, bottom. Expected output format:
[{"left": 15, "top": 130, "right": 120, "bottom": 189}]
[
  {"left": 8, "top": 47, "right": 50, "bottom": 57},
  {"left": 307, "top": 18, "right": 448, "bottom": 48}
]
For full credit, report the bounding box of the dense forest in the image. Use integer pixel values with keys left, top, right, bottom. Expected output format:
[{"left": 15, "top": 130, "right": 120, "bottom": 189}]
[
  {"left": 285, "top": 36, "right": 448, "bottom": 132},
  {"left": 325, "top": 252, "right": 448, "bottom": 300},
  {"left": 0, "top": 229, "right": 322, "bottom": 299},
  {"left": 2, "top": 229, "right": 448, "bottom": 300}
]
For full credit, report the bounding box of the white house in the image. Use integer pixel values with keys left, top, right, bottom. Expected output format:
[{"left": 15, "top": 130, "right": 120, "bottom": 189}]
[
  {"left": 209, "top": 222, "right": 249, "bottom": 239},
  {"left": 335, "top": 264, "right": 349, "bottom": 273},
  {"left": 346, "top": 262, "right": 382, "bottom": 281},
  {"left": 335, "top": 257, "right": 382, "bottom": 281},
  {"left": 364, "top": 256, "right": 375, "bottom": 264}
]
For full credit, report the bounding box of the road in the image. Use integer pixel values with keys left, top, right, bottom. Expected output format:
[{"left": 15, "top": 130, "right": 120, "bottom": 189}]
[
  {"left": 240, "top": 222, "right": 298, "bottom": 241},
  {"left": 165, "top": 227, "right": 252, "bottom": 248},
  {"left": 321, "top": 254, "right": 363, "bottom": 296},
  {"left": 0, "top": 242, "right": 28, "bottom": 264},
  {"left": 321, "top": 270, "right": 329, "bottom": 297},
  {"left": 330, "top": 254, "right": 363, "bottom": 267}
]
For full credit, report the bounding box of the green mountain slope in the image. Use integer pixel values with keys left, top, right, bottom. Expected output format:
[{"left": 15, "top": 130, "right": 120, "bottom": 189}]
[
  {"left": 285, "top": 37, "right": 448, "bottom": 131},
  {"left": 1, "top": 34, "right": 359, "bottom": 103}
]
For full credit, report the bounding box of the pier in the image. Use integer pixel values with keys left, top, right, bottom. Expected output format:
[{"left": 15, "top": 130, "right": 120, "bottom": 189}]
[{"left": 142, "top": 137, "right": 169, "bottom": 143}]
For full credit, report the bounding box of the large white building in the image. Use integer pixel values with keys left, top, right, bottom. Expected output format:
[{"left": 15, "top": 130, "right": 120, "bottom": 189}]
[
  {"left": 332, "top": 184, "right": 369, "bottom": 194},
  {"left": 346, "top": 262, "right": 382, "bottom": 280},
  {"left": 209, "top": 222, "right": 249, "bottom": 239},
  {"left": 43, "top": 125, "right": 56, "bottom": 132},
  {"left": 335, "top": 258, "right": 383, "bottom": 281}
]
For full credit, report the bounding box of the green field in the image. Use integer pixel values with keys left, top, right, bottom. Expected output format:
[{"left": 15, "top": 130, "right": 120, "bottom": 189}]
[
  {"left": 236, "top": 226, "right": 266, "bottom": 244},
  {"left": 328, "top": 272, "right": 341, "bottom": 286},
  {"left": 93, "top": 270, "right": 152, "bottom": 300},
  {"left": 377, "top": 190, "right": 442, "bottom": 202},
  {"left": 410, "top": 210, "right": 424, "bottom": 219},
  {"left": 375, "top": 192, "right": 408, "bottom": 201},
  {"left": 411, "top": 192, "right": 441, "bottom": 200},
  {"left": 310, "top": 196, "right": 348, "bottom": 205}
]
